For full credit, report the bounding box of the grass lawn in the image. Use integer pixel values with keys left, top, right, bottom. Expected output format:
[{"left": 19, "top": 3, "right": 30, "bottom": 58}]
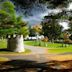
[
  {"left": 0, "top": 39, "right": 7, "bottom": 48},
  {"left": 0, "top": 39, "right": 31, "bottom": 55},
  {"left": 0, "top": 57, "right": 9, "bottom": 62},
  {"left": 25, "top": 41, "right": 72, "bottom": 54}
]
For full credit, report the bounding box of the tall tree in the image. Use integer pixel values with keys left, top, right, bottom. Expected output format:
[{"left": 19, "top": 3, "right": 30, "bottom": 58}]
[
  {"left": 0, "top": 0, "right": 29, "bottom": 52},
  {"left": 41, "top": 16, "right": 63, "bottom": 41}
]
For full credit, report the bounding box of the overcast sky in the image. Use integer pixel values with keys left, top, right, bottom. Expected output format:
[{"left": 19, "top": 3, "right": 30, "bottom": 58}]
[{"left": 24, "top": 3, "right": 72, "bottom": 30}]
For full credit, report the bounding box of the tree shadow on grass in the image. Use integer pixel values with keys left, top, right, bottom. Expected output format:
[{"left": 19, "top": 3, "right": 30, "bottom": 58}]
[
  {"left": 0, "top": 48, "right": 11, "bottom": 52},
  {"left": 0, "top": 60, "right": 38, "bottom": 72},
  {"left": 0, "top": 60, "right": 72, "bottom": 72}
]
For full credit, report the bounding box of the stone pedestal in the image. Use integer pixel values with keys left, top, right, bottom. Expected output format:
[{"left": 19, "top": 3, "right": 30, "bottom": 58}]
[{"left": 7, "top": 35, "right": 25, "bottom": 53}]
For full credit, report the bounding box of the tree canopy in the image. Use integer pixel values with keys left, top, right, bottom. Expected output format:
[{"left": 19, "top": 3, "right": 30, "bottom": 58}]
[
  {"left": 0, "top": 0, "right": 72, "bottom": 37},
  {"left": 0, "top": 0, "right": 29, "bottom": 37},
  {"left": 29, "top": 25, "right": 42, "bottom": 36},
  {"left": 41, "top": 17, "right": 63, "bottom": 40},
  {"left": 12, "top": 0, "right": 72, "bottom": 9}
]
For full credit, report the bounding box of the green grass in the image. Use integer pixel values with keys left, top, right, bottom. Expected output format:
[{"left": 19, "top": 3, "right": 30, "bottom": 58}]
[
  {"left": 0, "top": 39, "right": 7, "bottom": 49},
  {"left": 48, "top": 48, "right": 72, "bottom": 54},
  {"left": 0, "top": 39, "right": 31, "bottom": 54},
  {"left": 25, "top": 41, "right": 72, "bottom": 54},
  {"left": 24, "top": 41, "right": 72, "bottom": 48},
  {"left": 0, "top": 49, "right": 31, "bottom": 55},
  {"left": 0, "top": 57, "right": 9, "bottom": 62},
  {"left": 0, "top": 40, "right": 72, "bottom": 54}
]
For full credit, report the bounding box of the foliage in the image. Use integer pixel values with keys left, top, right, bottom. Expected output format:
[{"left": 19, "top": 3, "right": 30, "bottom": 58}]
[
  {"left": 0, "top": 0, "right": 29, "bottom": 37},
  {"left": 0, "top": 0, "right": 16, "bottom": 22},
  {"left": 69, "top": 18, "right": 72, "bottom": 31},
  {"left": 32, "top": 25, "right": 42, "bottom": 36},
  {"left": 63, "top": 32, "right": 69, "bottom": 42},
  {"left": 12, "top": 0, "right": 71, "bottom": 16},
  {"left": 45, "top": 0, "right": 71, "bottom": 8},
  {"left": 63, "top": 32, "right": 72, "bottom": 43},
  {"left": 11, "top": 0, "right": 72, "bottom": 32},
  {"left": 1, "top": 1, "right": 15, "bottom": 14},
  {"left": 41, "top": 19, "right": 63, "bottom": 41},
  {"left": 42, "top": 36, "right": 48, "bottom": 42},
  {"left": 29, "top": 25, "right": 42, "bottom": 36},
  {"left": 39, "top": 0, "right": 72, "bottom": 41},
  {"left": 69, "top": 34, "right": 72, "bottom": 40},
  {"left": 20, "top": 26, "right": 29, "bottom": 37},
  {"left": 29, "top": 26, "right": 36, "bottom": 36},
  {"left": 12, "top": 0, "right": 72, "bottom": 8}
]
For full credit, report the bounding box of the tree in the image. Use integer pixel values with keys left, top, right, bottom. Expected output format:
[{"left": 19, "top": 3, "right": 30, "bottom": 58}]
[
  {"left": 33, "top": 25, "right": 42, "bottom": 35},
  {"left": 29, "top": 25, "right": 42, "bottom": 36},
  {"left": 69, "top": 16, "right": 72, "bottom": 32},
  {"left": 37, "top": 0, "right": 72, "bottom": 42},
  {"left": 0, "top": 0, "right": 29, "bottom": 52},
  {"left": 11, "top": 0, "right": 72, "bottom": 42},
  {"left": 29, "top": 26, "right": 36, "bottom": 36},
  {"left": 41, "top": 17, "right": 63, "bottom": 41}
]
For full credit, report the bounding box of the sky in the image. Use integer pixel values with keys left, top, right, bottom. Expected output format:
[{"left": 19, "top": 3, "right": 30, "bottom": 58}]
[
  {"left": 67, "top": 3, "right": 72, "bottom": 10},
  {"left": 59, "top": 22, "right": 69, "bottom": 30},
  {"left": 60, "top": 3, "right": 72, "bottom": 30},
  {"left": 24, "top": 3, "right": 72, "bottom": 30}
]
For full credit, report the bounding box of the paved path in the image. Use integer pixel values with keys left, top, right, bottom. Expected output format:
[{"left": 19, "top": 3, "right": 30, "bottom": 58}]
[
  {"left": 0, "top": 45, "right": 51, "bottom": 63},
  {"left": 0, "top": 45, "right": 72, "bottom": 63},
  {"left": 25, "top": 45, "right": 48, "bottom": 54}
]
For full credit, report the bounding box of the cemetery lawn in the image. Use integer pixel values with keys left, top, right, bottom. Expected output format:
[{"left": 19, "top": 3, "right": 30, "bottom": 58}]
[{"left": 25, "top": 41, "right": 72, "bottom": 54}]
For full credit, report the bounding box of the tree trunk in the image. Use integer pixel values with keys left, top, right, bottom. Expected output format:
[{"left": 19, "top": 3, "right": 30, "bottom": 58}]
[{"left": 7, "top": 35, "right": 25, "bottom": 53}]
